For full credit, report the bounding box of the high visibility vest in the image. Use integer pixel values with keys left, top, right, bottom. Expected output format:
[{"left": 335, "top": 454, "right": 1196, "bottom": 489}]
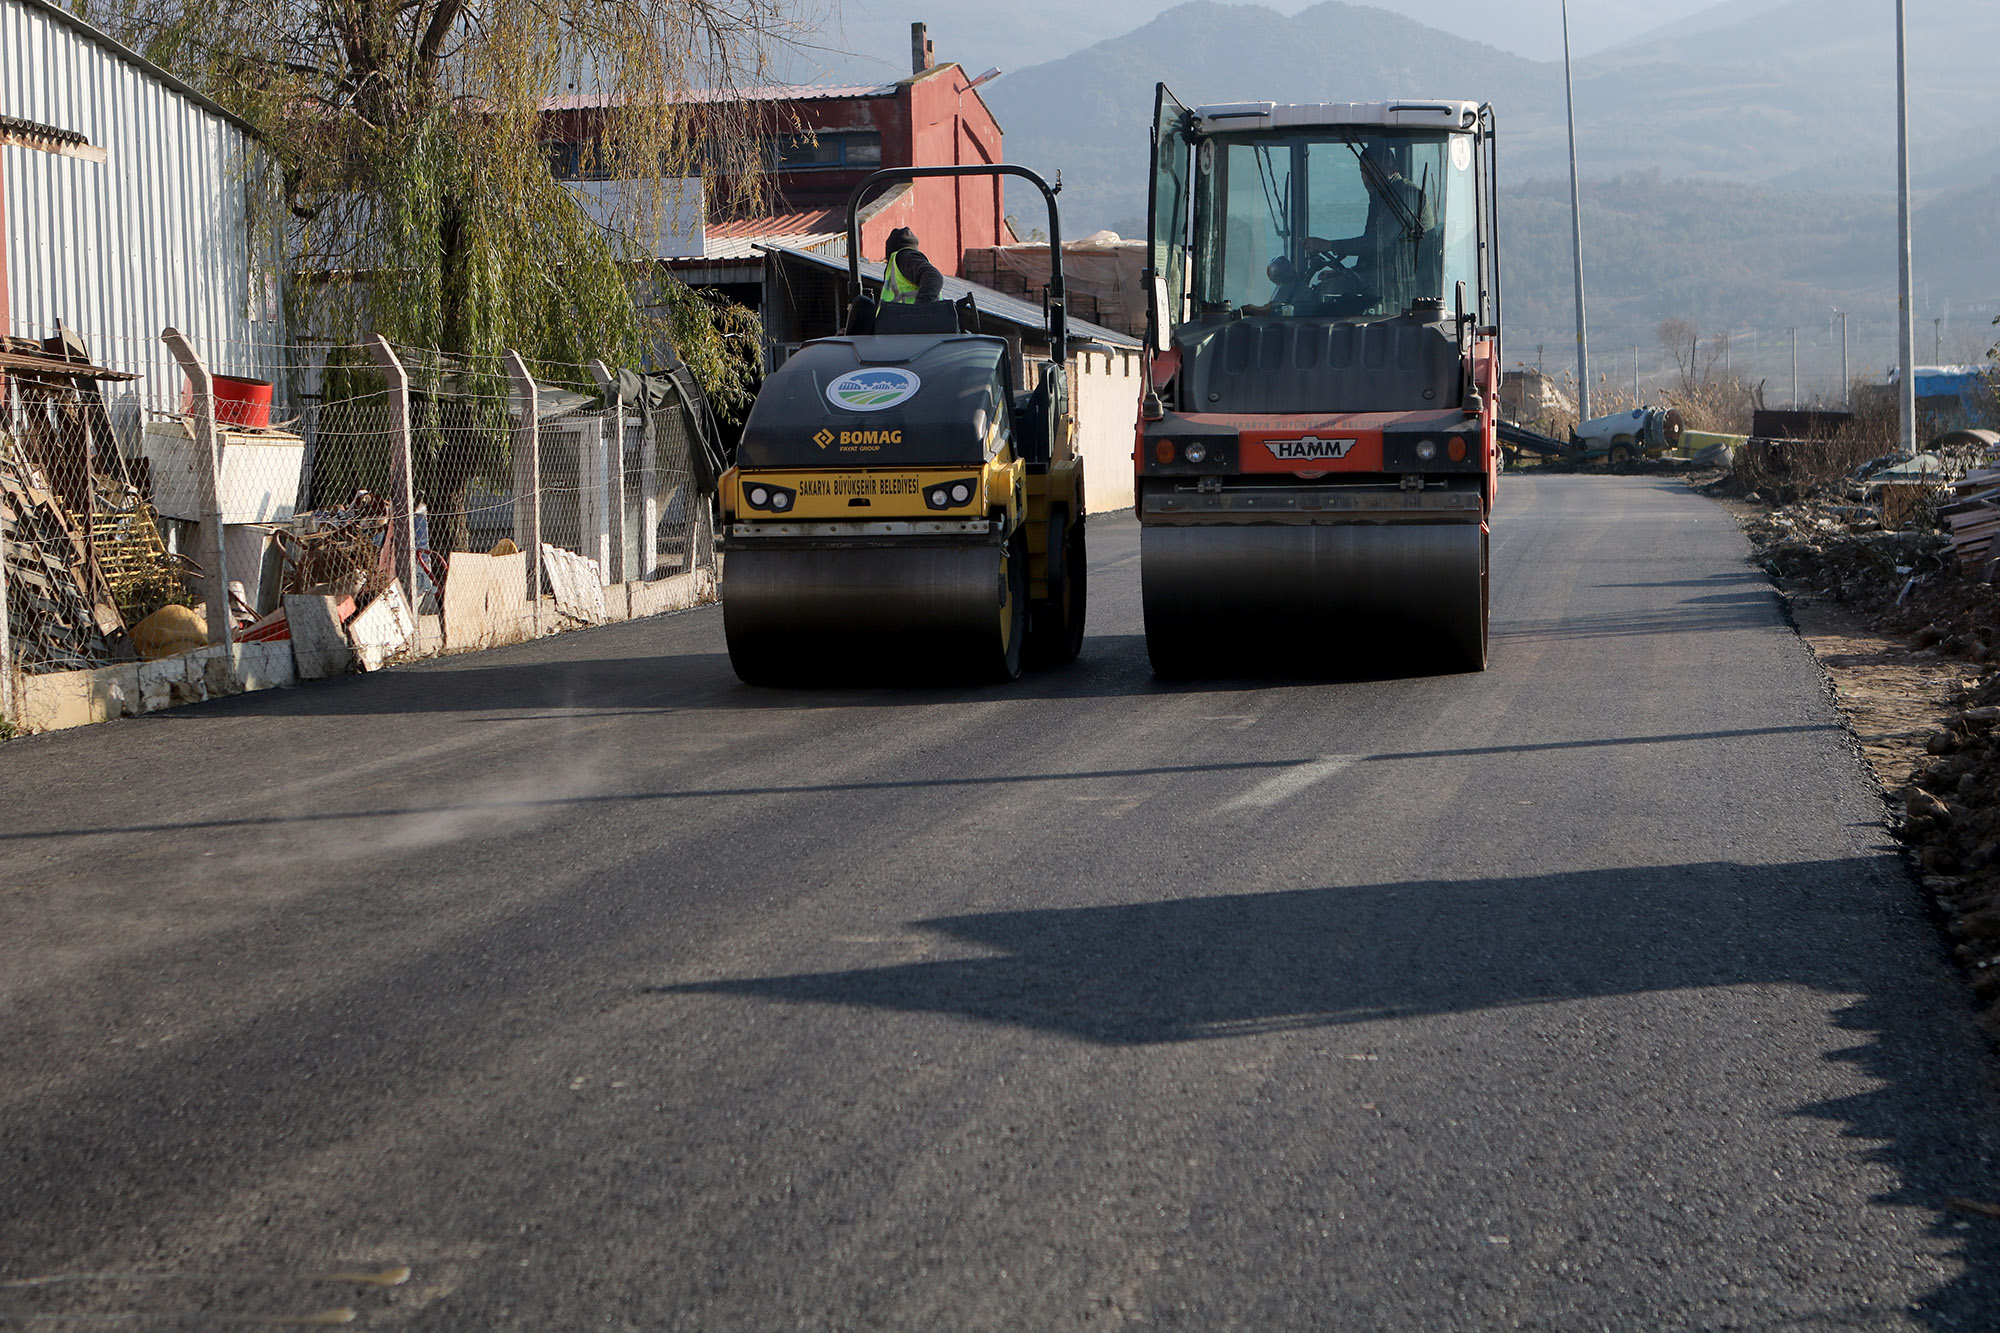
[{"left": 882, "top": 251, "right": 920, "bottom": 303}]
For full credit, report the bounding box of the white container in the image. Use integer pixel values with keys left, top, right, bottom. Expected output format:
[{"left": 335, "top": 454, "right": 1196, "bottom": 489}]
[{"left": 142, "top": 420, "right": 304, "bottom": 523}]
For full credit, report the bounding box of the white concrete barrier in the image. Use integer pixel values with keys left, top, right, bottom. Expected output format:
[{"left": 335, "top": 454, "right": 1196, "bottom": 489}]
[{"left": 1071, "top": 346, "right": 1140, "bottom": 514}]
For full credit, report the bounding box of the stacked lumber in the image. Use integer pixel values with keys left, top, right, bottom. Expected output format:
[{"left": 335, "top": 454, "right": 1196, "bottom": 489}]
[
  {"left": 1942, "top": 466, "right": 2000, "bottom": 579},
  {"left": 2, "top": 434, "right": 133, "bottom": 671}
]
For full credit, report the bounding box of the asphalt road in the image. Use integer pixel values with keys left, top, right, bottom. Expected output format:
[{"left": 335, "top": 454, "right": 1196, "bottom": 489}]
[{"left": 5, "top": 475, "right": 2000, "bottom": 1330}]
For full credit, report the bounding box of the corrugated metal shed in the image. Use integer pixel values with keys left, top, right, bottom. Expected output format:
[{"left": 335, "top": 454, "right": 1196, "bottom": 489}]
[{"left": 2, "top": 0, "right": 285, "bottom": 432}]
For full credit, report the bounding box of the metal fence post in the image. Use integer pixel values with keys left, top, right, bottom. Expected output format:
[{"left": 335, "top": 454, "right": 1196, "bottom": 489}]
[
  {"left": 588, "top": 359, "right": 627, "bottom": 583},
  {"left": 161, "top": 328, "right": 232, "bottom": 647},
  {"left": 503, "top": 350, "right": 541, "bottom": 633},
  {"left": 1, "top": 435, "right": 12, "bottom": 729},
  {"left": 638, "top": 386, "right": 660, "bottom": 581},
  {"left": 364, "top": 335, "right": 419, "bottom": 604}
]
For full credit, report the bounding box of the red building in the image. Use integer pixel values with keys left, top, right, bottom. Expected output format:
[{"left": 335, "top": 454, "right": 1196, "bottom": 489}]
[{"left": 542, "top": 28, "right": 1014, "bottom": 302}]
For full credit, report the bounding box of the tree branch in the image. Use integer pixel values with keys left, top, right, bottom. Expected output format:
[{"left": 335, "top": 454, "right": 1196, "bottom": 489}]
[{"left": 418, "top": 0, "right": 467, "bottom": 63}]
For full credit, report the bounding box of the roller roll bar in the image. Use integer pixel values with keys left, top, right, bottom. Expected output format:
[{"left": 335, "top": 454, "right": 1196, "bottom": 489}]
[{"left": 843, "top": 164, "right": 1068, "bottom": 352}]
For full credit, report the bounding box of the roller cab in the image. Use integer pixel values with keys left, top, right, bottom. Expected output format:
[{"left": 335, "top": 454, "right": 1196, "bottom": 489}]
[{"left": 1138, "top": 89, "right": 1501, "bottom": 675}]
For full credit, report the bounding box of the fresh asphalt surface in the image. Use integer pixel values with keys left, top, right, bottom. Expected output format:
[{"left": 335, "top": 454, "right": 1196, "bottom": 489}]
[{"left": 4, "top": 475, "right": 2000, "bottom": 1329}]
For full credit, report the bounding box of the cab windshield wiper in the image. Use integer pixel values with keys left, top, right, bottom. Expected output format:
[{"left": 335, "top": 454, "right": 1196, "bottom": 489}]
[{"left": 1346, "top": 140, "right": 1424, "bottom": 243}]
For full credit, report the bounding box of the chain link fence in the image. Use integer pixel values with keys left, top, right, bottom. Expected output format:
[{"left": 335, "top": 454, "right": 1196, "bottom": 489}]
[{"left": 3, "top": 321, "right": 722, "bottom": 728}]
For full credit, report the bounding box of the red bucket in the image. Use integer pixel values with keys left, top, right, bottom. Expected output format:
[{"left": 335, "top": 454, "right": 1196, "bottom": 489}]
[{"left": 182, "top": 374, "right": 273, "bottom": 429}]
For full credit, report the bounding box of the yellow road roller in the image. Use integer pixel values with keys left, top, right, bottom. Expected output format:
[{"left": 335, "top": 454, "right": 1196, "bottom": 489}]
[{"left": 718, "top": 164, "right": 1087, "bottom": 685}]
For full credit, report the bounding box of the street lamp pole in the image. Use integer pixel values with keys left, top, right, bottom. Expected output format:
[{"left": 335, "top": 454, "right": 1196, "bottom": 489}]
[
  {"left": 1894, "top": 0, "right": 1917, "bottom": 453},
  {"left": 1562, "top": 0, "right": 1591, "bottom": 424}
]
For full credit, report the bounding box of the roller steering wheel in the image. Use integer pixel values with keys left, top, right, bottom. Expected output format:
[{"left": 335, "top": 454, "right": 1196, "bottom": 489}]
[{"left": 1305, "top": 251, "right": 1364, "bottom": 298}]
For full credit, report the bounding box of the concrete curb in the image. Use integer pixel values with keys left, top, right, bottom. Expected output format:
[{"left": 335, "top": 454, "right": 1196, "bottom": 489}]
[{"left": 4, "top": 569, "right": 718, "bottom": 735}]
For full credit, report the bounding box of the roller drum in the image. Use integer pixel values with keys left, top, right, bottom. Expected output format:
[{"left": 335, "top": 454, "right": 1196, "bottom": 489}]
[
  {"left": 724, "top": 541, "right": 1020, "bottom": 684},
  {"left": 1142, "top": 520, "right": 1487, "bottom": 674}
]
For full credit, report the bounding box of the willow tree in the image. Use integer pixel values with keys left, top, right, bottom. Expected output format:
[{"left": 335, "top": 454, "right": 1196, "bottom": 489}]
[{"left": 93, "top": 0, "right": 815, "bottom": 545}]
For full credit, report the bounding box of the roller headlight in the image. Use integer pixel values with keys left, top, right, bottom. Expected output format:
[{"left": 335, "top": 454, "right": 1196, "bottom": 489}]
[
  {"left": 926, "top": 477, "right": 980, "bottom": 510},
  {"left": 1415, "top": 439, "right": 1439, "bottom": 461},
  {"left": 1185, "top": 442, "right": 1209, "bottom": 464},
  {"left": 741, "top": 481, "right": 796, "bottom": 513}
]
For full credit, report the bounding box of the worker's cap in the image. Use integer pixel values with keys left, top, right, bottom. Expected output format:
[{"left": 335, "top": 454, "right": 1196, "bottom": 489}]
[{"left": 887, "top": 226, "right": 919, "bottom": 253}]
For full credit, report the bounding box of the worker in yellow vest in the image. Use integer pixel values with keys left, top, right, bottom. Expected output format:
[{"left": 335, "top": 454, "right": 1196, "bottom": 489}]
[
  {"left": 880, "top": 227, "right": 945, "bottom": 303},
  {"left": 847, "top": 226, "right": 946, "bottom": 332}
]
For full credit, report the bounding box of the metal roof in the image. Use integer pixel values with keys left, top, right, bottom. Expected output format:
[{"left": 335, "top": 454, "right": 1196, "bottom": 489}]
[
  {"left": 3, "top": 0, "right": 262, "bottom": 139},
  {"left": 704, "top": 230, "right": 843, "bottom": 262},
  {"left": 544, "top": 84, "right": 900, "bottom": 112},
  {"left": 700, "top": 208, "right": 844, "bottom": 259},
  {"left": 762, "top": 243, "right": 1140, "bottom": 349}
]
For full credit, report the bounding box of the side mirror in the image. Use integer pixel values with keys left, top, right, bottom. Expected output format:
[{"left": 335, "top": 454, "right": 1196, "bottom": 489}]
[{"left": 1043, "top": 362, "right": 1070, "bottom": 419}]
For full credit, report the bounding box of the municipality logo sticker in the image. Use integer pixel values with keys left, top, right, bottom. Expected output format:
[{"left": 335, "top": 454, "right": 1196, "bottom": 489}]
[{"left": 827, "top": 367, "right": 921, "bottom": 412}]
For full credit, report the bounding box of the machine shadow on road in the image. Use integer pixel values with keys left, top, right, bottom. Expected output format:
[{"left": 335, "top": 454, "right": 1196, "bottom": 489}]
[{"left": 670, "top": 856, "right": 2000, "bottom": 1325}]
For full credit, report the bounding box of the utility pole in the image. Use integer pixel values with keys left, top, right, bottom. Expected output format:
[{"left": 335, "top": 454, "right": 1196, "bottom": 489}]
[
  {"left": 1632, "top": 345, "right": 1640, "bottom": 406},
  {"left": 1789, "top": 327, "right": 1798, "bottom": 406},
  {"left": 1562, "top": 0, "right": 1591, "bottom": 423},
  {"left": 1831, "top": 307, "right": 1850, "bottom": 408},
  {"left": 1894, "top": 0, "right": 1916, "bottom": 453}
]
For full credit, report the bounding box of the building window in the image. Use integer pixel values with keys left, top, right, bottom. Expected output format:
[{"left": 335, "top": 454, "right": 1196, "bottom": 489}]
[
  {"left": 546, "top": 140, "right": 615, "bottom": 181},
  {"left": 772, "top": 131, "right": 881, "bottom": 170}
]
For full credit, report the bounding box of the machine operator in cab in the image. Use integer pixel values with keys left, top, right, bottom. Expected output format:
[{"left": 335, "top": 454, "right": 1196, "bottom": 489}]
[
  {"left": 845, "top": 226, "right": 946, "bottom": 332},
  {"left": 1244, "top": 142, "right": 1434, "bottom": 317}
]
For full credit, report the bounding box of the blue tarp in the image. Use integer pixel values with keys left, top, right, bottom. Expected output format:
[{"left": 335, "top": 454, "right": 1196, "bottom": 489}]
[
  {"left": 1892, "top": 364, "right": 1995, "bottom": 425},
  {"left": 1912, "top": 366, "right": 1988, "bottom": 400}
]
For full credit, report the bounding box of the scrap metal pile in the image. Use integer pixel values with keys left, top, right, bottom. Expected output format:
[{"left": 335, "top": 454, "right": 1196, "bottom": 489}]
[{"left": 2, "top": 328, "right": 406, "bottom": 679}]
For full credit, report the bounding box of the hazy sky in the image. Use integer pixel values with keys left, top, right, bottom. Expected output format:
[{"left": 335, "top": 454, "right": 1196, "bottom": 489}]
[{"left": 790, "top": 0, "right": 1801, "bottom": 83}]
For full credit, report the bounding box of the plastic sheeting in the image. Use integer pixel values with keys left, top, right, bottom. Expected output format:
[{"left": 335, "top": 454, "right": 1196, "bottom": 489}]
[{"left": 963, "top": 232, "right": 1149, "bottom": 339}]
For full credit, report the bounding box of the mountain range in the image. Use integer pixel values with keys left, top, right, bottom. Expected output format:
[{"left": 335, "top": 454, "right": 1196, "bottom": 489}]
[
  {"left": 970, "top": 0, "right": 2000, "bottom": 383},
  {"left": 984, "top": 0, "right": 1999, "bottom": 223},
  {"left": 783, "top": 0, "right": 1807, "bottom": 82}
]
